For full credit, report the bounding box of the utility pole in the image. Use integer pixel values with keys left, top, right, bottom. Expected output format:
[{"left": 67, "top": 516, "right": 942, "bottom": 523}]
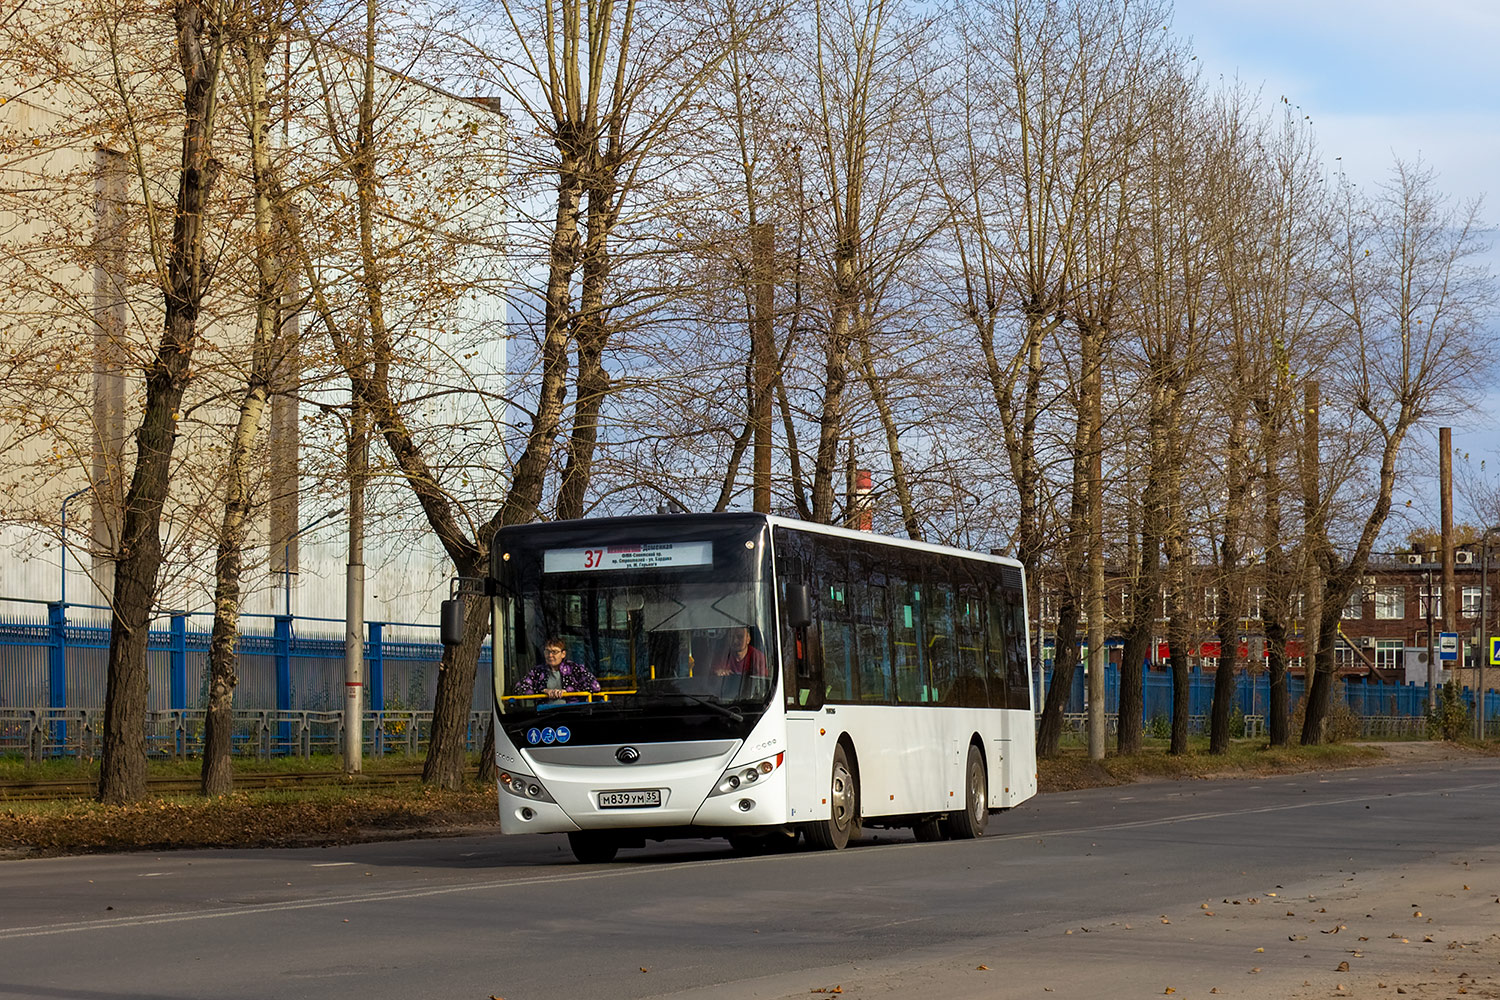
[
  {"left": 1302, "top": 382, "right": 1322, "bottom": 687},
  {"left": 751, "top": 222, "right": 773, "bottom": 515},
  {"left": 1425, "top": 564, "right": 1436, "bottom": 703},
  {"left": 1086, "top": 330, "right": 1105, "bottom": 761},
  {"left": 344, "top": 391, "right": 367, "bottom": 774},
  {"left": 1439, "top": 427, "right": 1455, "bottom": 700},
  {"left": 1481, "top": 529, "right": 1495, "bottom": 741}
]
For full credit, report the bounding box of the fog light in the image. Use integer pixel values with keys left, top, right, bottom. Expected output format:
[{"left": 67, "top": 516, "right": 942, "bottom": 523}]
[
  {"left": 737, "top": 799, "right": 754, "bottom": 812},
  {"left": 520, "top": 807, "right": 535, "bottom": 820}
]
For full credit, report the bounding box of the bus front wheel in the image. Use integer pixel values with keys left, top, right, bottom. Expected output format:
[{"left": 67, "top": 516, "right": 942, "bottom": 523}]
[
  {"left": 568, "top": 831, "right": 620, "bottom": 863},
  {"left": 805, "top": 744, "right": 859, "bottom": 851},
  {"left": 943, "top": 744, "right": 988, "bottom": 840}
]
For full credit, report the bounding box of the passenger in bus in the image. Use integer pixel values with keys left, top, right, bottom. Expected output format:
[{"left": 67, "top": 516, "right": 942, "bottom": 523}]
[
  {"left": 515, "top": 637, "right": 601, "bottom": 700},
  {"left": 713, "top": 627, "right": 769, "bottom": 677}
]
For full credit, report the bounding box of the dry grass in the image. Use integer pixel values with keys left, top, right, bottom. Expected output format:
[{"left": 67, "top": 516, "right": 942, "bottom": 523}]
[
  {"left": 0, "top": 783, "right": 499, "bottom": 858},
  {"left": 1035, "top": 741, "right": 1384, "bottom": 792}
]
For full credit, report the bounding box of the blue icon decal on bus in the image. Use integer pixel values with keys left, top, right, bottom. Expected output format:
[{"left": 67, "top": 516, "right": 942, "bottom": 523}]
[
  {"left": 526, "top": 728, "right": 542, "bottom": 745},
  {"left": 541, "top": 727, "right": 557, "bottom": 745},
  {"left": 556, "top": 726, "right": 571, "bottom": 743}
]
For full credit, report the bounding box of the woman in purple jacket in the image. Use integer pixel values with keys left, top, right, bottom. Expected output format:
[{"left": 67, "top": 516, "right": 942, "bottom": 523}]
[{"left": 514, "top": 637, "right": 601, "bottom": 699}]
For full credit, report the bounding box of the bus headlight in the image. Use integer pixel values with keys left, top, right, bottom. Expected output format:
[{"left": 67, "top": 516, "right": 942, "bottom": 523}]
[
  {"left": 712, "top": 753, "right": 783, "bottom": 796},
  {"left": 499, "top": 770, "right": 556, "bottom": 803}
]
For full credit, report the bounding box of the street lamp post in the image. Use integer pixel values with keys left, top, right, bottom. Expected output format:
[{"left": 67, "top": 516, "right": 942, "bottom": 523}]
[
  {"left": 59, "top": 485, "right": 94, "bottom": 623},
  {"left": 1480, "top": 528, "right": 1497, "bottom": 740},
  {"left": 282, "top": 508, "right": 344, "bottom": 618},
  {"left": 1425, "top": 564, "right": 1436, "bottom": 709}
]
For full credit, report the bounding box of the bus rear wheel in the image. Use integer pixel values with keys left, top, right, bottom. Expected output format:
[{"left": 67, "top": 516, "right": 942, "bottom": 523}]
[
  {"left": 943, "top": 745, "right": 988, "bottom": 840},
  {"left": 805, "top": 744, "right": 859, "bottom": 851},
  {"left": 568, "top": 831, "right": 619, "bottom": 863}
]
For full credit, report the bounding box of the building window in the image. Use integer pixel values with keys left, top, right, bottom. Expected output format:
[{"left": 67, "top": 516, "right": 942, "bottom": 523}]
[
  {"left": 1374, "top": 639, "right": 1402, "bottom": 673},
  {"left": 1374, "top": 586, "right": 1405, "bottom": 620},
  {"left": 1203, "top": 588, "right": 1217, "bottom": 619},
  {"left": 1289, "top": 592, "right": 1305, "bottom": 617},
  {"left": 1342, "top": 591, "right": 1362, "bottom": 620},
  {"left": 1419, "top": 586, "right": 1443, "bottom": 619},
  {"left": 1335, "top": 644, "right": 1357, "bottom": 670},
  {"left": 1248, "top": 585, "right": 1265, "bottom": 620},
  {"left": 1462, "top": 587, "right": 1490, "bottom": 616}
]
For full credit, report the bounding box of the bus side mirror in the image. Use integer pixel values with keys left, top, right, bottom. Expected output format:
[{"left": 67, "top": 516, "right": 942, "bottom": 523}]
[
  {"left": 785, "top": 582, "right": 812, "bottom": 628},
  {"left": 440, "top": 598, "right": 465, "bottom": 647}
]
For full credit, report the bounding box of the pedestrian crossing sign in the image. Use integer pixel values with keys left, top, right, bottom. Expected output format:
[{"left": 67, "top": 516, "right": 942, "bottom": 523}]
[{"left": 1491, "top": 637, "right": 1500, "bottom": 666}]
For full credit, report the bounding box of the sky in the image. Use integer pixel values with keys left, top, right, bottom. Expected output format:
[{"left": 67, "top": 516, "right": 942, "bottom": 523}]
[{"left": 1170, "top": 0, "right": 1500, "bottom": 532}]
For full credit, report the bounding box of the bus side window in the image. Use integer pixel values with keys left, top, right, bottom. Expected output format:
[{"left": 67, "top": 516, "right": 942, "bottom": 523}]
[
  {"left": 852, "top": 578, "right": 892, "bottom": 704},
  {"left": 955, "top": 578, "right": 988, "bottom": 707},
  {"left": 985, "top": 588, "right": 1010, "bottom": 709},
  {"left": 892, "top": 572, "right": 926, "bottom": 704},
  {"left": 819, "top": 579, "right": 853, "bottom": 702},
  {"left": 924, "top": 574, "right": 957, "bottom": 705},
  {"left": 1004, "top": 593, "right": 1032, "bottom": 709}
]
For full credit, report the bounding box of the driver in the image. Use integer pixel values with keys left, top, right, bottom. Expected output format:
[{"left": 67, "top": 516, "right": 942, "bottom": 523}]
[
  {"left": 515, "top": 637, "right": 601, "bottom": 700},
  {"left": 713, "top": 627, "right": 768, "bottom": 678}
]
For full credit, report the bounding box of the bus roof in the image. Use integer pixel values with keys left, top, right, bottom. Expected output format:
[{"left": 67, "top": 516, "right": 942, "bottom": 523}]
[{"left": 496, "top": 511, "right": 1022, "bottom": 570}]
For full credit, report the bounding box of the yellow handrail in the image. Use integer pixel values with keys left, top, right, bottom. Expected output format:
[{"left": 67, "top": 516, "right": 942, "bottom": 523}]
[{"left": 504, "top": 689, "right": 637, "bottom": 704}]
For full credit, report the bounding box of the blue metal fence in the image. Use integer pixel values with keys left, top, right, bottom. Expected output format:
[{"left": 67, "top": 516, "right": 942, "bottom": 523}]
[
  {"left": 1045, "top": 661, "right": 1499, "bottom": 726},
  {"left": 0, "top": 601, "right": 492, "bottom": 758},
  {"left": 7, "top": 603, "right": 1498, "bottom": 759}
]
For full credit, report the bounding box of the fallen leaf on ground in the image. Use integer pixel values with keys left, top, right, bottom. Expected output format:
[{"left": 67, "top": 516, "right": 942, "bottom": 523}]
[
  {"left": 1337, "top": 961, "right": 1350, "bottom": 972},
  {"left": 976, "top": 965, "right": 989, "bottom": 971}
]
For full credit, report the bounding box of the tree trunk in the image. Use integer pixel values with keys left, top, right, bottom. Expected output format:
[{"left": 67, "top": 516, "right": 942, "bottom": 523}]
[
  {"left": 1036, "top": 602, "right": 1079, "bottom": 758},
  {"left": 1037, "top": 381, "right": 1093, "bottom": 757},
  {"left": 100, "top": 0, "right": 220, "bottom": 805},
  {"left": 203, "top": 25, "right": 281, "bottom": 797},
  {"left": 422, "top": 567, "right": 491, "bottom": 789}
]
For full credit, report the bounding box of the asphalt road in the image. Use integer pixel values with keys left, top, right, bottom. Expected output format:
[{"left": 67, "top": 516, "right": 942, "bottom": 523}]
[{"left": 2, "top": 755, "right": 1497, "bottom": 1000}]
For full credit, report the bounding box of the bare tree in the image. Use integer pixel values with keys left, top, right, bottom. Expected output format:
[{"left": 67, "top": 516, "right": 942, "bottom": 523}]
[
  {"left": 1300, "top": 160, "right": 1493, "bottom": 743},
  {"left": 97, "top": 0, "right": 227, "bottom": 804},
  {"left": 201, "top": 0, "right": 296, "bottom": 796}
]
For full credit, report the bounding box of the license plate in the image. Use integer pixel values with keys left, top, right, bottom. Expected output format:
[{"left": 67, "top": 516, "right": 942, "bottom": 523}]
[{"left": 598, "top": 789, "right": 661, "bottom": 808}]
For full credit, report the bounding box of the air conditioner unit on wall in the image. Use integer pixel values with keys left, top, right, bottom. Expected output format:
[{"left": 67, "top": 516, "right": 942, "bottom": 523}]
[
  {"left": 1358, "top": 636, "right": 1374, "bottom": 648},
  {"left": 1406, "top": 553, "right": 1423, "bottom": 565},
  {"left": 1456, "top": 550, "right": 1475, "bottom": 565}
]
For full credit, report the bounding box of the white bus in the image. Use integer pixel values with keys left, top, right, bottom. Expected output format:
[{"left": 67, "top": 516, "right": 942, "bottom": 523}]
[{"left": 448, "top": 512, "right": 1037, "bottom": 862}]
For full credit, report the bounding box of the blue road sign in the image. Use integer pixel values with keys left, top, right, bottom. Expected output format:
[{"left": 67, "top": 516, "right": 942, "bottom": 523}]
[{"left": 1439, "top": 632, "right": 1459, "bottom": 661}]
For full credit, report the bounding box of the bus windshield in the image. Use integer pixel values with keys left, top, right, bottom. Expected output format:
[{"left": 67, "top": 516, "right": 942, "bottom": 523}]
[{"left": 498, "top": 574, "right": 777, "bottom": 723}]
